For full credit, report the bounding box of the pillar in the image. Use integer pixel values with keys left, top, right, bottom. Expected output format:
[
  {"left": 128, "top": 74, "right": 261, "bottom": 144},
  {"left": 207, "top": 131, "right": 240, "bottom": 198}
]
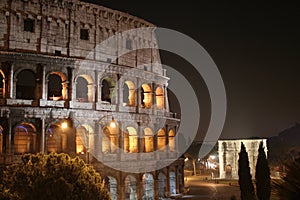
[
  {"left": 40, "top": 116, "right": 45, "bottom": 153},
  {"left": 41, "top": 64, "right": 47, "bottom": 99},
  {"left": 8, "top": 63, "right": 13, "bottom": 98}
]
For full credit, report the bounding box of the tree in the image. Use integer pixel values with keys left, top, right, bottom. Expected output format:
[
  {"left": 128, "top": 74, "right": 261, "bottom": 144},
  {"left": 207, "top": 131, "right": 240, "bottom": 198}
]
[
  {"left": 255, "top": 142, "right": 270, "bottom": 200},
  {"left": 0, "top": 153, "right": 111, "bottom": 200},
  {"left": 238, "top": 142, "right": 255, "bottom": 200},
  {"left": 275, "top": 156, "right": 300, "bottom": 199}
]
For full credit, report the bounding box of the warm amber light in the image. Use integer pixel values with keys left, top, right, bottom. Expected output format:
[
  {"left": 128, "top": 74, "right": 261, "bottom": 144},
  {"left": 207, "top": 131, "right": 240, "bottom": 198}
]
[
  {"left": 61, "top": 122, "right": 68, "bottom": 129},
  {"left": 110, "top": 117, "right": 116, "bottom": 128}
]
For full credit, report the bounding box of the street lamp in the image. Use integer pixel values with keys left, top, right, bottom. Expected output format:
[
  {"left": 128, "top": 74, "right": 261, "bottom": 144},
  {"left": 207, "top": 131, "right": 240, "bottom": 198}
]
[{"left": 61, "top": 121, "right": 68, "bottom": 129}]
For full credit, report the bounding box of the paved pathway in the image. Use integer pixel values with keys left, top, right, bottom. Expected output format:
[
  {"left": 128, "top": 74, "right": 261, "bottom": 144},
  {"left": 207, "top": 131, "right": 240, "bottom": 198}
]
[{"left": 178, "top": 176, "right": 241, "bottom": 200}]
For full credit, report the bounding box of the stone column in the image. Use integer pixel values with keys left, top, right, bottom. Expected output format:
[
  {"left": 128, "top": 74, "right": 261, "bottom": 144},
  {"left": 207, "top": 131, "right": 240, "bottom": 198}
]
[
  {"left": 40, "top": 116, "right": 45, "bottom": 153},
  {"left": 154, "top": 173, "right": 159, "bottom": 200},
  {"left": 9, "top": 63, "right": 14, "bottom": 98},
  {"left": 218, "top": 141, "right": 225, "bottom": 179},
  {"left": 166, "top": 167, "right": 170, "bottom": 197},
  {"left": 41, "top": 64, "right": 47, "bottom": 99},
  {"left": 7, "top": 115, "right": 12, "bottom": 156},
  {"left": 175, "top": 166, "right": 179, "bottom": 194},
  {"left": 137, "top": 174, "right": 143, "bottom": 200}
]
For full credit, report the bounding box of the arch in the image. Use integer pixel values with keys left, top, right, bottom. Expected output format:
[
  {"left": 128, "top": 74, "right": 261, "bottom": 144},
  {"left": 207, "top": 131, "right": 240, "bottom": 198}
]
[
  {"left": 75, "top": 75, "right": 94, "bottom": 102},
  {"left": 14, "top": 123, "right": 37, "bottom": 154},
  {"left": 123, "top": 81, "right": 135, "bottom": 106},
  {"left": 124, "top": 127, "right": 138, "bottom": 153},
  {"left": 169, "top": 130, "right": 175, "bottom": 152},
  {"left": 46, "top": 120, "right": 68, "bottom": 153},
  {"left": 102, "top": 123, "right": 119, "bottom": 154},
  {"left": 105, "top": 176, "right": 118, "bottom": 200},
  {"left": 124, "top": 175, "right": 137, "bottom": 200},
  {"left": 158, "top": 172, "right": 167, "bottom": 198},
  {"left": 16, "top": 69, "right": 35, "bottom": 100},
  {"left": 76, "top": 125, "right": 94, "bottom": 154},
  {"left": 101, "top": 77, "right": 116, "bottom": 104},
  {"left": 157, "top": 129, "right": 166, "bottom": 151},
  {"left": 47, "top": 72, "right": 67, "bottom": 100},
  {"left": 141, "top": 84, "right": 152, "bottom": 108},
  {"left": 169, "top": 171, "right": 176, "bottom": 195},
  {"left": 142, "top": 173, "right": 154, "bottom": 199},
  {"left": 0, "top": 70, "right": 5, "bottom": 98},
  {"left": 155, "top": 86, "right": 164, "bottom": 109},
  {"left": 144, "top": 128, "right": 153, "bottom": 153}
]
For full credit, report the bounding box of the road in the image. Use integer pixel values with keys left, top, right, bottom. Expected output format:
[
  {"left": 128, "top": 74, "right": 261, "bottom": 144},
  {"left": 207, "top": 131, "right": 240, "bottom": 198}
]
[{"left": 178, "top": 176, "right": 241, "bottom": 200}]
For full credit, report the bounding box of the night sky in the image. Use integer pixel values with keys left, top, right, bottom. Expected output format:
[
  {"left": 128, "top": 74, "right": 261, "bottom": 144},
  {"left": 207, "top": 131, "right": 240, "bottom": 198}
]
[{"left": 84, "top": 1, "right": 300, "bottom": 140}]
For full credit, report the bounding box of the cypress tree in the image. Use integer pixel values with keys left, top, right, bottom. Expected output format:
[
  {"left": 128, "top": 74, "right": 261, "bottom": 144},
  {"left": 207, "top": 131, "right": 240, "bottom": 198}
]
[
  {"left": 238, "top": 142, "right": 255, "bottom": 200},
  {"left": 255, "top": 141, "right": 271, "bottom": 200}
]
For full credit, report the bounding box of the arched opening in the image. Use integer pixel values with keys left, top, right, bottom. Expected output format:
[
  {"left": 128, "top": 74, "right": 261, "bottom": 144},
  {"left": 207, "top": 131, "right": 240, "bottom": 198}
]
[
  {"left": 76, "top": 125, "right": 94, "bottom": 155},
  {"left": 14, "top": 123, "right": 36, "bottom": 154},
  {"left": 155, "top": 86, "right": 164, "bottom": 109},
  {"left": 144, "top": 128, "right": 153, "bottom": 153},
  {"left": 158, "top": 172, "right": 167, "bottom": 198},
  {"left": 157, "top": 129, "right": 166, "bottom": 151},
  {"left": 105, "top": 176, "right": 118, "bottom": 200},
  {"left": 142, "top": 173, "right": 154, "bottom": 199},
  {"left": 169, "top": 130, "right": 175, "bottom": 152},
  {"left": 101, "top": 77, "right": 116, "bottom": 104},
  {"left": 102, "top": 123, "right": 119, "bottom": 154},
  {"left": 124, "top": 127, "right": 138, "bottom": 153},
  {"left": 48, "top": 72, "right": 66, "bottom": 100},
  {"left": 0, "top": 126, "right": 3, "bottom": 154},
  {"left": 125, "top": 175, "right": 137, "bottom": 200},
  {"left": 225, "top": 164, "right": 232, "bottom": 179},
  {"left": 0, "top": 70, "right": 5, "bottom": 98},
  {"left": 76, "top": 77, "right": 88, "bottom": 102},
  {"left": 46, "top": 121, "right": 68, "bottom": 153},
  {"left": 141, "top": 84, "right": 152, "bottom": 108},
  {"left": 169, "top": 171, "right": 176, "bottom": 195},
  {"left": 16, "top": 69, "right": 35, "bottom": 100},
  {"left": 123, "top": 81, "right": 135, "bottom": 106}
]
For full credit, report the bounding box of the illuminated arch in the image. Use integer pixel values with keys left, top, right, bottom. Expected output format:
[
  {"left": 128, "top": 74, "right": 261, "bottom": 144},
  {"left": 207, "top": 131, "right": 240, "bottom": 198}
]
[
  {"left": 157, "top": 129, "right": 166, "bottom": 151},
  {"left": 142, "top": 173, "right": 154, "bottom": 199},
  {"left": 169, "top": 171, "right": 176, "bottom": 195},
  {"left": 14, "top": 123, "right": 37, "bottom": 154},
  {"left": 47, "top": 72, "right": 67, "bottom": 100},
  {"left": 46, "top": 120, "right": 68, "bottom": 153},
  {"left": 76, "top": 125, "right": 94, "bottom": 154},
  {"left": 124, "top": 175, "right": 137, "bottom": 200},
  {"left": 124, "top": 127, "right": 138, "bottom": 153},
  {"left": 102, "top": 123, "right": 119, "bottom": 154},
  {"left": 144, "top": 128, "right": 153, "bottom": 153},
  {"left": 155, "top": 86, "right": 164, "bottom": 109},
  {"left": 141, "top": 84, "right": 152, "bottom": 108},
  {"left": 105, "top": 176, "right": 118, "bottom": 200},
  {"left": 123, "top": 80, "right": 136, "bottom": 106},
  {"left": 169, "top": 130, "right": 175, "bottom": 152}
]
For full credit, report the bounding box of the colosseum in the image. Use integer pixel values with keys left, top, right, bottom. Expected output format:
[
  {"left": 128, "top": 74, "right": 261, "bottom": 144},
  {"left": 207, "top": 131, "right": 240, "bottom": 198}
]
[{"left": 0, "top": 0, "right": 184, "bottom": 199}]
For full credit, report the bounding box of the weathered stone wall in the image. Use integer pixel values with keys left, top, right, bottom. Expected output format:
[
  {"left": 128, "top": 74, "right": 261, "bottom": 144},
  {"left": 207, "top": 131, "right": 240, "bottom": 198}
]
[{"left": 0, "top": 0, "right": 162, "bottom": 73}]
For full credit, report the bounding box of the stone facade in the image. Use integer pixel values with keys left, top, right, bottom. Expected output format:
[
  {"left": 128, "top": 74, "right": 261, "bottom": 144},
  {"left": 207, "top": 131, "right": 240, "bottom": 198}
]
[
  {"left": 218, "top": 139, "right": 267, "bottom": 179},
  {"left": 0, "top": 0, "right": 184, "bottom": 199}
]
